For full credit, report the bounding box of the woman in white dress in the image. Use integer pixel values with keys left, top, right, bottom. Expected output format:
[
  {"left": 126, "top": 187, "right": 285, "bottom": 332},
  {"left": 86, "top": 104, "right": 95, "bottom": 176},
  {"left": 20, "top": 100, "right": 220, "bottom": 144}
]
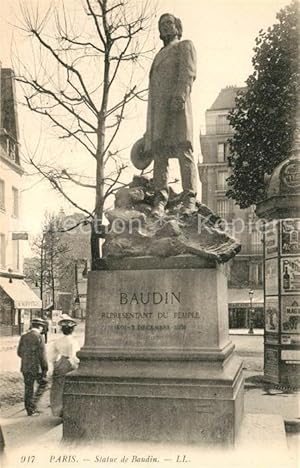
[{"left": 50, "top": 314, "right": 80, "bottom": 417}]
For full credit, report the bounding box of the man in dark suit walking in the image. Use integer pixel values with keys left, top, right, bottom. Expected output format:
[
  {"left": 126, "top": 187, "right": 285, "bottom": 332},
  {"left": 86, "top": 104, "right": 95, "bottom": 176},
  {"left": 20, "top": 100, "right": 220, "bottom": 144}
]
[{"left": 17, "top": 318, "right": 48, "bottom": 416}]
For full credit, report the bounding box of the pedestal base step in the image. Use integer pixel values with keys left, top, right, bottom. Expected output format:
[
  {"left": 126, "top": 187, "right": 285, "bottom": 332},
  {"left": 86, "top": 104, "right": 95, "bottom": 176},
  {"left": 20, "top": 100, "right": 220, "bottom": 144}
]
[
  {"left": 19, "top": 414, "right": 291, "bottom": 468},
  {"left": 63, "top": 356, "right": 244, "bottom": 445}
]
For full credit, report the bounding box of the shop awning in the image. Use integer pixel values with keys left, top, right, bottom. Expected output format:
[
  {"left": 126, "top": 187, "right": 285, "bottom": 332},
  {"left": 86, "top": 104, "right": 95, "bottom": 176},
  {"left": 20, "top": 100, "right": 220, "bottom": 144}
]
[
  {"left": 228, "top": 288, "right": 264, "bottom": 308},
  {"left": 0, "top": 277, "right": 42, "bottom": 309}
]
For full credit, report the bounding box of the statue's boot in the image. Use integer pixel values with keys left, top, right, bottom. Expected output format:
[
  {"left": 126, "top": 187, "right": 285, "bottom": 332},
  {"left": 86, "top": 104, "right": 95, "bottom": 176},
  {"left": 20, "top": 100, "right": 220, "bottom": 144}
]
[
  {"left": 180, "top": 192, "right": 197, "bottom": 215},
  {"left": 151, "top": 191, "right": 168, "bottom": 218},
  {"left": 151, "top": 201, "right": 166, "bottom": 218}
]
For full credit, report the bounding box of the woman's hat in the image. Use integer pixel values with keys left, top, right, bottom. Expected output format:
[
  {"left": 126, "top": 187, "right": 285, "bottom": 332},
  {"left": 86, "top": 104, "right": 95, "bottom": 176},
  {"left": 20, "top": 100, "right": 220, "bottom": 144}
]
[
  {"left": 58, "top": 314, "right": 77, "bottom": 327},
  {"left": 130, "top": 137, "right": 153, "bottom": 171},
  {"left": 31, "top": 317, "right": 47, "bottom": 328}
]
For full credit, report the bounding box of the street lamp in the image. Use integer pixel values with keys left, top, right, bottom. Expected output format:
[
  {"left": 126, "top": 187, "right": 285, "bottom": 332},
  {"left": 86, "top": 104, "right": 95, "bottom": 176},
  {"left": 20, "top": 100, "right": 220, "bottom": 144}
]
[
  {"left": 74, "top": 296, "right": 80, "bottom": 307},
  {"left": 35, "top": 272, "right": 39, "bottom": 288},
  {"left": 74, "top": 295, "right": 81, "bottom": 320},
  {"left": 8, "top": 268, "right": 13, "bottom": 283},
  {"left": 248, "top": 289, "right": 254, "bottom": 334}
]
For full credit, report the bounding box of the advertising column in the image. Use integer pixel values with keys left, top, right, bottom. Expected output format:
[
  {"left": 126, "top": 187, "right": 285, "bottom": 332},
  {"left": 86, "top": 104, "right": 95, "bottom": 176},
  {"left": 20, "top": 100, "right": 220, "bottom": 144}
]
[
  {"left": 264, "top": 221, "right": 280, "bottom": 383},
  {"left": 279, "top": 219, "right": 300, "bottom": 386},
  {"left": 264, "top": 219, "right": 300, "bottom": 386}
]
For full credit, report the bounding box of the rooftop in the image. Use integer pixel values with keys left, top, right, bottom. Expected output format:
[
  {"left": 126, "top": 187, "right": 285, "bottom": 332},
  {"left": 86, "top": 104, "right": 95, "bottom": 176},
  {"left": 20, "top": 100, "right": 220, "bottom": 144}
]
[{"left": 209, "top": 86, "right": 247, "bottom": 111}]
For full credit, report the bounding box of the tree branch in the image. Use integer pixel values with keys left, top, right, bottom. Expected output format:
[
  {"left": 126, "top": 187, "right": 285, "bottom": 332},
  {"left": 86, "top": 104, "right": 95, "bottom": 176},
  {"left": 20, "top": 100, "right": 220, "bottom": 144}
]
[
  {"left": 103, "top": 86, "right": 139, "bottom": 158},
  {"left": 104, "top": 163, "right": 128, "bottom": 198},
  {"left": 60, "top": 169, "right": 96, "bottom": 189},
  {"left": 106, "top": 87, "right": 147, "bottom": 117},
  {"left": 17, "top": 75, "right": 97, "bottom": 132},
  {"left": 60, "top": 35, "right": 105, "bottom": 54},
  {"left": 30, "top": 27, "right": 97, "bottom": 113},
  {"left": 85, "top": 0, "right": 106, "bottom": 47},
  {"left": 24, "top": 96, "right": 96, "bottom": 157},
  {"left": 28, "top": 157, "right": 94, "bottom": 217}
]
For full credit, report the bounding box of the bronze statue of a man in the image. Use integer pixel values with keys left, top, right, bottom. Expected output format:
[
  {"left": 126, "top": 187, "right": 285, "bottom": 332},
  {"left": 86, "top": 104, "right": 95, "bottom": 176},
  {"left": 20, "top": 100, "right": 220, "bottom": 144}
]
[{"left": 144, "top": 13, "right": 198, "bottom": 216}]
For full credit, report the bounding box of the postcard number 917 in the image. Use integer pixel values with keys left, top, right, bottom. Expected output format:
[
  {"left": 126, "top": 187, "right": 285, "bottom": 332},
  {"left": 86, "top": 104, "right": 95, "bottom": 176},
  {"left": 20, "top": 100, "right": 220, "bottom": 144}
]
[{"left": 20, "top": 456, "right": 36, "bottom": 463}]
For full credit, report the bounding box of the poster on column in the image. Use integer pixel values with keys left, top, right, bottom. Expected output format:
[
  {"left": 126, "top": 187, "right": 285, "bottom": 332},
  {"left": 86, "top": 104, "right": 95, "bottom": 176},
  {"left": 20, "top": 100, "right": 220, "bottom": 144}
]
[
  {"left": 281, "top": 219, "right": 300, "bottom": 256},
  {"left": 281, "top": 295, "right": 300, "bottom": 336},
  {"left": 265, "top": 221, "right": 278, "bottom": 259},
  {"left": 281, "top": 258, "right": 300, "bottom": 294},
  {"left": 265, "top": 259, "right": 278, "bottom": 295},
  {"left": 265, "top": 297, "right": 279, "bottom": 333}
]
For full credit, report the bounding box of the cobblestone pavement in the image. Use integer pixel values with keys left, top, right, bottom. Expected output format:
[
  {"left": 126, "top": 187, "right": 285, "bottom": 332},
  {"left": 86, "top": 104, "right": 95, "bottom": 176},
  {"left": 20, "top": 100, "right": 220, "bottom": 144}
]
[{"left": 0, "top": 327, "right": 299, "bottom": 468}]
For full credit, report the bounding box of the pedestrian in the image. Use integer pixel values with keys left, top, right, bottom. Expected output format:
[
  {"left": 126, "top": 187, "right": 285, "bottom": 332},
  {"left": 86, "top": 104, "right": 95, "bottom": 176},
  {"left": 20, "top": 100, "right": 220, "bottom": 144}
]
[
  {"left": 17, "top": 318, "right": 48, "bottom": 416},
  {"left": 50, "top": 314, "right": 79, "bottom": 417},
  {"left": 0, "top": 424, "right": 5, "bottom": 454},
  {"left": 0, "top": 424, "right": 5, "bottom": 467},
  {"left": 41, "top": 312, "right": 50, "bottom": 343}
]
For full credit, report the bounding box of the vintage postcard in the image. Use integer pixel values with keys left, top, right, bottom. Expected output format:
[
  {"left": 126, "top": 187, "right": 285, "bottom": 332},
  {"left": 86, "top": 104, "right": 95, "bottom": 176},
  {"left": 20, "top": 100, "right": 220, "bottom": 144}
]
[{"left": 0, "top": 0, "right": 299, "bottom": 467}]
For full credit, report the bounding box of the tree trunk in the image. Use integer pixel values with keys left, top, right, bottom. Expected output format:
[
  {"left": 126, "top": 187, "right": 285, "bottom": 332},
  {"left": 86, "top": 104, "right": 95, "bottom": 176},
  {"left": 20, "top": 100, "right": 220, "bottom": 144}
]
[
  {"left": 51, "top": 253, "right": 55, "bottom": 309},
  {"left": 91, "top": 115, "right": 106, "bottom": 268},
  {"left": 40, "top": 239, "right": 43, "bottom": 303},
  {"left": 91, "top": 37, "right": 110, "bottom": 267}
]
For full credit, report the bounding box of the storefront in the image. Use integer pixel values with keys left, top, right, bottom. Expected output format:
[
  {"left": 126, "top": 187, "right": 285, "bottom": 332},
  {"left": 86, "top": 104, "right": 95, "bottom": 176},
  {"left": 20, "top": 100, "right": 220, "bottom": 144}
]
[
  {"left": 228, "top": 288, "right": 264, "bottom": 329},
  {"left": 0, "top": 277, "right": 42, "bottom": 336}
]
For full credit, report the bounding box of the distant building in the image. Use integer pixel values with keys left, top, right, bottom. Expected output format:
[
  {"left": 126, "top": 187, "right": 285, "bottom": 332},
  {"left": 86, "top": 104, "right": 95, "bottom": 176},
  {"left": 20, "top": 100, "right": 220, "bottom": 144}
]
[
  {"left": 59, "top": 211, "right": 90, "bottom": 318},
  {"left": 23, "top": 211, "right": 90, "bottom": 320},
  {"left": 0, "top": 65, "right": 41, "bottom": 335},
  {"left": 199, "top": 86, "right": 264, "bottom": 329}
]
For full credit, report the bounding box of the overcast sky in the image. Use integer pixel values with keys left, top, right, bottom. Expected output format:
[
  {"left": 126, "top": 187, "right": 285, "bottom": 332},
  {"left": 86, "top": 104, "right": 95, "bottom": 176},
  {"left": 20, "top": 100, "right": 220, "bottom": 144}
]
[{"left": 0, "top": 0, "right": 289, "bottom": 242}]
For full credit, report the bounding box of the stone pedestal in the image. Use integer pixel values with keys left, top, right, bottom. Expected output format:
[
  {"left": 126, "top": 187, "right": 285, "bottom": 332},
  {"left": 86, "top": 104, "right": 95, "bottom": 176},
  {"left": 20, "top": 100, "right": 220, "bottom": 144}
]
[{"left": 63, "top": 255, "right": 244, "bottom": 445}]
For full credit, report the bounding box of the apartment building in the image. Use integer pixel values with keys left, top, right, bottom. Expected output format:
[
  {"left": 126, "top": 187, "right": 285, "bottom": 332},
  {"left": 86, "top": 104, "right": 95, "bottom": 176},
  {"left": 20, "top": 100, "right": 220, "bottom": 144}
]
[
  {"left": 199, "top": 86, "right": 264, "bottom": 329},
  {"left": 0, "top": 65, "right": 41, "bottom": 335}
]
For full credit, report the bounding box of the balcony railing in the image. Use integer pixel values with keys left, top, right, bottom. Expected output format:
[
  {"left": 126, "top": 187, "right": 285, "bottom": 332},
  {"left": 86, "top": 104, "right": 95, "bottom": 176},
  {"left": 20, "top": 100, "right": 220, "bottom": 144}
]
[
  {"left": 215, "top": 184, "right": 227, "bottom": 192},
  {"left": 239, "top": 244, "right": 263, "bottom": 255},
  {"left": 216, "top": 212, "right": 235, "bottom": 222}
]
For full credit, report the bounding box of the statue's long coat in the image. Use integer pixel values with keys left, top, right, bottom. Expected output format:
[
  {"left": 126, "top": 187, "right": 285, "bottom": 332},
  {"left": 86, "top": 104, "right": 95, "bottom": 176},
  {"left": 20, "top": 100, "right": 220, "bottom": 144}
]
[{"left": 144, "top": 39, "right": 197, "bottom": 153}]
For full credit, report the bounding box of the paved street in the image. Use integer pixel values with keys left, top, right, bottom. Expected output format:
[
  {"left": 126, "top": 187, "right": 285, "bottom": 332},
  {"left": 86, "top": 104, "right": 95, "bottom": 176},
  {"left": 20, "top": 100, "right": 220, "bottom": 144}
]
[
  {"left": 0, "top": 327, "right": 299, "bottom": 468},
  {"left": 0, "top": 324, "right": 85, "bottom": 372}
]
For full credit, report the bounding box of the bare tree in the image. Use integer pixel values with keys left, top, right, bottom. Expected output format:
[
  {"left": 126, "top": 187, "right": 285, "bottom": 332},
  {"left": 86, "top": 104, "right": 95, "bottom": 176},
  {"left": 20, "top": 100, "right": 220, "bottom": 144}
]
[
  {"left": 24, "top": 212, "right": 73, "bottom": 307},
  {"left": 14, "top": 0, "right": 155, "bottom": 265}
]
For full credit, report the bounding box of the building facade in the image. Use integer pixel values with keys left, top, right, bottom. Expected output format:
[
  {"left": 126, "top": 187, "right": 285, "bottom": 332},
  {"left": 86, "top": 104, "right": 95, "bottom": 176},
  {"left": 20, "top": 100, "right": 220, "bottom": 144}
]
[
  {"left": 59, "top": 212, "right": 90, "bottom": 319},
  {"left": 0, "top": 65, "right": 41, "bottom": 335},
  {"left": 199, "top": 86, "right": 264, "bottom": 329},
  {"left": 23, "top": 211, "right": 90, "bottom": 320}
]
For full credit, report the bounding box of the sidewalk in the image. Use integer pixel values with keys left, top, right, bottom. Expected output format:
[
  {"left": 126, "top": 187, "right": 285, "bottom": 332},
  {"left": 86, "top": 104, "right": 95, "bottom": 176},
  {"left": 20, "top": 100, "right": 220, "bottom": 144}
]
[
  {"left": 1, "top": 324, "right": 299, "bottom": 467},
  {"left": 229, "top": 328, "right": 264, "bottom": 336},
  {"left": 0, "top": 325, "right": 263, "bottom": 351},
  {"left": 1, "top": 383, "right": 299, "bottom": 468},
  {"left": 0, "top": 322, "right": 86, "bottom": 351}
]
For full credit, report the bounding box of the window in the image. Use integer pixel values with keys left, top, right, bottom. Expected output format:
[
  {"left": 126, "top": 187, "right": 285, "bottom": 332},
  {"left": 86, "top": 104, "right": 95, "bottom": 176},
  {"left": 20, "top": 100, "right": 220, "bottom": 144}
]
[
  {"left": 217, "top": 171, "right": 228, "bottom": 190},
  {"left": 217, "top": 143, "right": 225, "bottom": 162},
  {"left": 216, "top": 114, "right": 231, "bottom": 134},
  {"left": 217, "top": 199, "right": 229, "bottom": 219},
  {"left": 6, "top": 139, "right": 16, "bottom": 162},
  {"left": 12, "top": 187, "right": 19, "bottom": 217},
  {"left": 251, "top": 230, "right": 262, "bottom": 254},
  {"left": 217, "top": 142, "right": 230, "bottom": 162},
  {"left": 0, "top": 180, "right": 4, "bottom": 210},
  {"left": 0, "top": 234, "right": 5, "bottom": 268},
  {"left": 249, "top": 263, "right": 263, "bottom": 286},
  {"left": 12, "top": 239, "right": 20, "bottom": 271},
  {"left": 249, "top": 263, "right": 258, "bottom": 284}
]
